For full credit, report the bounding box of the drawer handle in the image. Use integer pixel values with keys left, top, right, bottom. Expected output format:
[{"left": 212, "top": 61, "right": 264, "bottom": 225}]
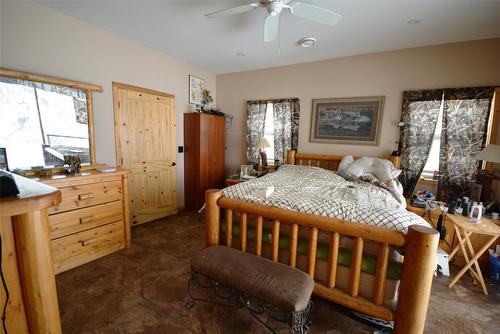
[
  {"left": 78, "top": 192, "right": 95, "bottom": 200},
  {"left": 80, "top": 215, "right": 95, "bottom": 224},
  {"left": 80, "top": 238, "right": 97, "bottom": 246}
]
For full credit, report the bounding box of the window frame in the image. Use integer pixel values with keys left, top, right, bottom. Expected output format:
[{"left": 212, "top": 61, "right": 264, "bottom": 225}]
[{"left": 0, "top": 68, "right": 102, "bottom": 172}]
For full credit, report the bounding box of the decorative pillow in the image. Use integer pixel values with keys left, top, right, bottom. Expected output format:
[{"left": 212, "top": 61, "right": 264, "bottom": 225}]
[
  {"left": 346, "top": 157, "right": 373, "bottom": 177},
  {"left": 346, "top": 157, "right": 401, "bottom": 182},
  {"left": 338, "top": 155, "right": 354, "bottom": 174}
]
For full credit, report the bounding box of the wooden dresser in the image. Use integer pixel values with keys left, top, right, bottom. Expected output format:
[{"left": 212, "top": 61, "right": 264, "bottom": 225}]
[
  {"left": 184, "top": 113, "right": 226, "bottom": 211},
  {"left": 34, "top": 169, "right": 131, "bottom": 274}
]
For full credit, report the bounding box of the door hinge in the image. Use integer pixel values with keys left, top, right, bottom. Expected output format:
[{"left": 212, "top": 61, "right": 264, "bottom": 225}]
[
  {"left": 118, "top": 101, "right": 121, "bottom": 108},
  {"left": 121, "top": 158, "right": 123, "bottom": 165}
]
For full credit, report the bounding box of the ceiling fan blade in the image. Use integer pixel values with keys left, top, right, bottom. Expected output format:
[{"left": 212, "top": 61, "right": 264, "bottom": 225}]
[
  {"left": 205, "top": 3, "right": 260, "bottom": 18},
  {"left": 289, "top": 2, "right": 342, "bottom": 26},
  {"left": 264, "top": 14, "right": 279, "bottom": 42}
]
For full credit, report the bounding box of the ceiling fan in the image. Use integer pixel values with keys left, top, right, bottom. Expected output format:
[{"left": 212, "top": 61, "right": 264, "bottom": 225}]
[{"left": 205, "top": 0, "right": 342, "bottom": 42}]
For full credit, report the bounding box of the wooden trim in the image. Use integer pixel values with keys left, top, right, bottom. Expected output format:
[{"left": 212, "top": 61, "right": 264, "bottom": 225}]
[
  {"left": 286, "top": 150, "right": 398, "bottom": 170},
  {"left": 226, "top": 209, "right": 233, "bottom": 247},
  {"left": 394, "top": 225, "right": 439, "bottom": 334},
  {"left": 112, "top": 82, "right": 175, "bottom": 99},
  {"left": 373, "top": 243, "right": 390, "bottom": 305},
  {"left": 86, "top": 91, "right": 96, "bottom": 165},
  {"left": 307, "top": 228, "right": 318, "bottom": 278},
  {"left": 0, "top": 68, "right": 102, "bottom": 92},
  {"left": 218, "top": 197, "right": 406, "bottom": 247},
  {"left": 255, "top": 216, "right": 263, "bottom": 256},
  {"left": 314, "top": 283, "right": 394, "bottom": 321},
  {"left": 240, "top": 213, "right": 248, "bottom": 252},
  {"left": 205, "top": 190, "right": 222, "bottom": 246},
  {"left": 349, "top": 237, "right": 363, "bottom": 297},
  {"left": 485, "top": 88, "right": 500, "bottom": 170},
  {"left": 289, "top": 223, "right": 298, "bottom": 267},
  {"left": 113, "top": 84, "right": 123, "bottom": 167},
  {"left": 326, "top": 232, "right": 340, "bottom": 288},
  {"left": 271, "top": 220, "right": 280, "bottom": 262},
  {"left": 13, "top": 209, "right": 62, "bottom": 334}
]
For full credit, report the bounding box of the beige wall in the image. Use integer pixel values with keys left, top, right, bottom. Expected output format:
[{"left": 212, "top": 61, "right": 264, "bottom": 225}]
[
  {"left": 217, "top": 38, "right": 500, "bottom": 180},
  {"left": 0, "top": 1, "right": 216, "bottom": 207}
]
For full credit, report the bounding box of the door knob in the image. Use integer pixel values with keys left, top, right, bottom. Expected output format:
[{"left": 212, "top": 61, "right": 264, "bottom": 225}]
[{"left": 171, "top": 162, "right": 176, "bottom": 166}]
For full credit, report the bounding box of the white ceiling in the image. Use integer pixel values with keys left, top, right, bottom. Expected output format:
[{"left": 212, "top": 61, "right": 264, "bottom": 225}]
[{"left": 37, "top": 0, "right": 500, "bottom": 74}]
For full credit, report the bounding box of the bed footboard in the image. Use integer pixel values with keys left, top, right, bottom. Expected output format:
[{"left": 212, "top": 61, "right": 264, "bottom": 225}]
[{"left": 205, "top": 189, "right": 438, "bottom": 334}]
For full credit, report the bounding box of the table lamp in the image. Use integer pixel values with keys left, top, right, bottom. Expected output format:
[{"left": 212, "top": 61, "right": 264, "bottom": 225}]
[
  {"left": 256, "top": 137, "right": 271, "bottom": 169},
  {"left": 474, "top": 144, "right": 500, "bottom": 203}
]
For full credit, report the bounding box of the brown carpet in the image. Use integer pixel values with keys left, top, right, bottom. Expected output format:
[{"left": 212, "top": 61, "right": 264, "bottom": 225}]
[{"left": 56, "top": 212, "right": 500, "bottom": 334}]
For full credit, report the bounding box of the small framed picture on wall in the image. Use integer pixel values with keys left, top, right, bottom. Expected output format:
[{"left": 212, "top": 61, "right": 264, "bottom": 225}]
[{"left": 189, "top": 75, "right": 205, "bottom": 105}]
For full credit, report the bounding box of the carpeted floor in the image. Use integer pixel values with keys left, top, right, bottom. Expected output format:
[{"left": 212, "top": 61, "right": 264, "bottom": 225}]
[{"left": 56, "top": 212, "right": 500, "bottom": 334}]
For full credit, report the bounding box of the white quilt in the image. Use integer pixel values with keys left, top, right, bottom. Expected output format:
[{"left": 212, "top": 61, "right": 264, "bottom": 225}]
[{"left": 223, "top": 165, "right": 430, "bottom": 234}]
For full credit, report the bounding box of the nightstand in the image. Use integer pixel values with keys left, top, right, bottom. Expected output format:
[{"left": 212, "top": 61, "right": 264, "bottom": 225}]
[
  {"left": 226, "top": 178, "right": 242, "bottom": 186},
  {"left": 406, "top": 201, "right": 454, "bottom": 251}
]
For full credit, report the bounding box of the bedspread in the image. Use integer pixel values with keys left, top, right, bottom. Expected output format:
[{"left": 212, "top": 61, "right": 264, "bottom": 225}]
[{"left": 223, "top": 165, "right": 429, "bottom": 234}]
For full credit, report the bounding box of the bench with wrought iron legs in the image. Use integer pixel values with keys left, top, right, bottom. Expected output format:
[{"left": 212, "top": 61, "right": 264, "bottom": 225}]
[{"left": 186, "top": 246, "right": 315, "bottom": 334}]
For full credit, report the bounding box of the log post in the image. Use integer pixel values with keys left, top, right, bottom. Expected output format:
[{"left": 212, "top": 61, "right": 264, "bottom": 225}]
[
  {"left": 205, "top": 189, "right": 223, "bottom": 247},
  {"left": 394, "top": 225, "right": 439, "bottom": 334},
  {"left": 286, "top": 149, "right": 296, "bottom": 165},
  {"left": 13, "top": 209, "right": 62, "bottom": 334}
]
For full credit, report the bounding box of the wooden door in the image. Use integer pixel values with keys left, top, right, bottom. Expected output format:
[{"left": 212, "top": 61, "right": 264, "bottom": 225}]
[{"left": 113, "top": 83, "right": 177, "bottom": 226}]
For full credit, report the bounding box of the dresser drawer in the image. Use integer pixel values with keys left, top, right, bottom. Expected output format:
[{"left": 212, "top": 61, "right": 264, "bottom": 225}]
[
  {"left": 49, "top": 201, "right": 123, "bottom": 240},
  {"left": 52, "top": 221, "right": 125, "bottom": 274},
  {"left": 48, "top": 180, "right": 122, "bottom": 214}
]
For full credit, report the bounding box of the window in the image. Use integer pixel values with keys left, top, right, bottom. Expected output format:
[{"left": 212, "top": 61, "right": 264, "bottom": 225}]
[
  {"left": 246, "top": 98, "right": 299, "bottom": 165},
  {"left": 0, "top": 71, "right": 99, "bottom": 170},
  {"left": 263, "top": 102, "right": 275, "bottom": 165},
  {"left": 421, "top": 95, "right": 444, "bottom": 180}
]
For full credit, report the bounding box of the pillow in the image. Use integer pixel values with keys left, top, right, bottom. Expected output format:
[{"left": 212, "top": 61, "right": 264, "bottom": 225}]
[
  {"left": 338, "top": 155, "right": 354, "bottom": 173},
  {"left": 346, "top": 157, "right": 373, "bottom": 177},
  {"left": 347, "top": 157, "right": 401, "bottom": 182}
]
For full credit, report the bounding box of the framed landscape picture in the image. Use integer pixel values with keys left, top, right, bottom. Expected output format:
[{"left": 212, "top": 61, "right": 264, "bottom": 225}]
[
  {"left": 189, "top": 75, "right": 205, "bottom": 105},
  {"left": 310, "top": 96, "right": 385, "bottom": 145}
]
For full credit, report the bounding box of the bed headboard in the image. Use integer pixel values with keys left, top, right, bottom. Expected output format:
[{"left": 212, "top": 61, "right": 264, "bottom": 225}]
[{"left": 285, "top": 150, "right": 401, "bottom": 170}]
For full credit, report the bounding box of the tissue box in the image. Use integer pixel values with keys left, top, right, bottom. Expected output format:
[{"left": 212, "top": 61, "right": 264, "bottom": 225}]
[
  {"left": 254, "top": 186, "right": 274, "bottom": 199},
  {"left": 435, "top": 247, "right": 450, "bottom": 276}
]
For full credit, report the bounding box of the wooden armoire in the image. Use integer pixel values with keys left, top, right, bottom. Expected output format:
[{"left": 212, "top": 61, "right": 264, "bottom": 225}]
[{"left": 184, "top": 113, "right": 226, "bottom": 210}]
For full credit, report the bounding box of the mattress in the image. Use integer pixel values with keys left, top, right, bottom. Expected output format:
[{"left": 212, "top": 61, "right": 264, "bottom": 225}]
[{"left": 223, "top": 165, "right": 430, "bottom": 234}]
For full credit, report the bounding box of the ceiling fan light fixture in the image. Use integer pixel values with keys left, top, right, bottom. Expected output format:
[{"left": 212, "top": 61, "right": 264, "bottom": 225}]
[
  {"left": 297, "top": 37, "right": 316, "bottom": 48},
  {"left": 267, "top": 1, "right": 284, "bottom": 16}
]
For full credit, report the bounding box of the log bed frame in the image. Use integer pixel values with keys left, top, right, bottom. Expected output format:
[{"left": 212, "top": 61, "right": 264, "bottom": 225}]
[{"left": 205, "top": 150, "right": 438, "bottom": 334}]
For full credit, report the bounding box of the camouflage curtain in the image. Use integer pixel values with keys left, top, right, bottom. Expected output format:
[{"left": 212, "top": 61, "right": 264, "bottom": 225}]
[
  {"left": 246, "top": 100, "right": 268, "bottom": 164},
  {"left": 399, "top": 90, "right": 443, "bottom": 197},
  {"left": 438, "top": 87, "right": 495, "bottom": 201},
  {"left": 273, "top": 98, "right": 300, "bottom": 164}
]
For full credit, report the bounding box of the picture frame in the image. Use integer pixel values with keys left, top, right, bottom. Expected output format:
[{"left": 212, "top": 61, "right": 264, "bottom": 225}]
[
  {"left": 240, "top": 164, "right": 254, "bottom": 177},
  {"left": 310, "top": 96, "right": 385, "bottom": 145},
  {"left": 189, "top": 75, "right": 205, "bottom": 105}
]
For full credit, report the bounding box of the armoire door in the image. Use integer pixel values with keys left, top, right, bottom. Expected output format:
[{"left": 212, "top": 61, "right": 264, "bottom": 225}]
[{"left": 113, "top": 82, "right": 177, "bottom": 226}]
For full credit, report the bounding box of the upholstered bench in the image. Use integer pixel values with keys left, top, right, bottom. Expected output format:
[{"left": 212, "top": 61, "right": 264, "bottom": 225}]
[{"left": 186, "top": 246, "right": 315, "bottom": 334}]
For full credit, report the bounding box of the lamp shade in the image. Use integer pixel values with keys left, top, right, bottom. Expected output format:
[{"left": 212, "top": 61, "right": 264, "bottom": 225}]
[
  {"left": 474, "top": 144, "right": 500, "bottom": 164},
  {"left": 256, "top": 137, "right": 271, "bottom": 149}
]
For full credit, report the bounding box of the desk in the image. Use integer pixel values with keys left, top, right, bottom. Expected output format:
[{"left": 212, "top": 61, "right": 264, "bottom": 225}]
[
  {"left": 1, "top": 172, "right": 62, "bottom": 333},
  {"left": 447, "top": 214, "right": 500, "bottom": 295}
]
